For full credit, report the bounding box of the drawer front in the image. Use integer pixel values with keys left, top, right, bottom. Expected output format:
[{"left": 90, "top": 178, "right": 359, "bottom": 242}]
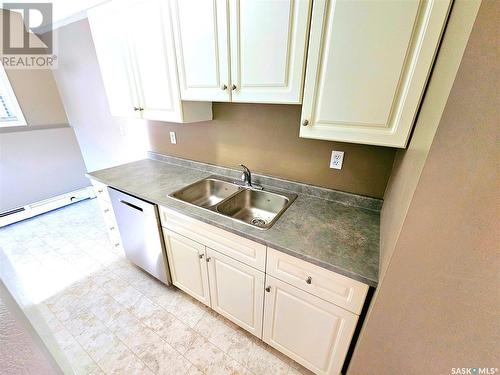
[
  {"left": 160, "top": 206, "right": 266, "bottom": 271},
  {"left": 104, "top": 212, "right": 117, "bottom": 231},
  {"left": 90, "top": 179, "right": 111, "bottom": 202},
  {"left": 98, "top": 201, "right": 117, "bottom": 228},
  {"left": 267, "top": 248, "right": 368, "bottom": 315},
  {"left": 96, "top": 197, "right": 112, "bottom": 214},
  {"left": 109, "top": 230, "right": 122, "bottom": 249},
  {"left": 106, "top": 220, "right": 119, "bottom": 238},
  {"left": 96, "top": 199, "right": 122, "bottom": 248}
]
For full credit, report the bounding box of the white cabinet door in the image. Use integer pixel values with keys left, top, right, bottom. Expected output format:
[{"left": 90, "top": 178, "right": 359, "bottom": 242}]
[
  {"left": 88, "top": 0, "right": 212, "bottom": 123},
  {"left": 170, "top": 0, "right": 230, "bottom": 102},
  {"left": 87, "top": 1, "right": 140, "bottom": 118},
  {"left": 263, "top": 275, "right": 358, "bottom": 375},
  {"left": 229, "top": 0, "right": 311, "bottom": 104},
  {"left": 125, "top": 0, "right": 184, "bottom": 122},
  {"left": 163, "top": 229, "right": 211, "bottom": 307},
  {"left": 300, "top": 0, "right": 451, "bottom": 147},
  {"left": 206, "top": 248, "right": 264, "bottom": 338}
]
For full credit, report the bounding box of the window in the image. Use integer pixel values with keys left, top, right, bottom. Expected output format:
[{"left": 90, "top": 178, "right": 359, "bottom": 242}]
[{"left": 0, "top": 65, "right": 26, "bottom": 127}]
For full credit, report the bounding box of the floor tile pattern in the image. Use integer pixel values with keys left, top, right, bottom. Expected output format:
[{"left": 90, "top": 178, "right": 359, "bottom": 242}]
[{"left": 0, "top": 199, "right": 313, "bottom": 375}]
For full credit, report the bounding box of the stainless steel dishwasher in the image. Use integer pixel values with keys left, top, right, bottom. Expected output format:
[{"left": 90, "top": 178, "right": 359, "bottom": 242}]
[{"left": 108, "top": 187, "right": 171, "bottom": 285}]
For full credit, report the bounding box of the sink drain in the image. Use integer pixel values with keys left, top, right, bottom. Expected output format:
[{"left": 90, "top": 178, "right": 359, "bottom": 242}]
[{"left": 251, "top": 218, "right": 267, "bottom": 227}]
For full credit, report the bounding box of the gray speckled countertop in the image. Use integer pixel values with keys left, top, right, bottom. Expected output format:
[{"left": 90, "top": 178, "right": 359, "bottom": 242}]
[{"left": 87, "top": 158, "right": 380, "bottom": 287}]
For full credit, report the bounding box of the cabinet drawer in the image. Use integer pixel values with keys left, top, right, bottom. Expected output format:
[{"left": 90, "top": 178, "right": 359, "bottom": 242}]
[
  {"left": 109, "top": 230, "right": 122, "bottom": 248},
  {"left": 160, "top": 206, "right": 266, "bottom": 271},
  {"left": 267, "top": 248, "right": 368, "bottom": 315},
  {"left": 98, "top": 201, "right": 117, "bottom": 227},
  {"left": 90, "top": 180, "right": 111, "bottom": 202},
  {"left": 106, "top": 221, "right": 119, "bottom": 239},
  {"left": 96, "top": 196, "right": 112, "bottom": 213},
  {"left": 96, "top": 200, "right": 121, "bottom": 246}
]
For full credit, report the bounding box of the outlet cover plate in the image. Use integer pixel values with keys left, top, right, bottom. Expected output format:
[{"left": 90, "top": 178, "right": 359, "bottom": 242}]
[
  {"left": 330, "top": 151, "right": 344, "bottom": 169},
  {"left": 169, "top": 131, "right": 177, "bottom": 144}
]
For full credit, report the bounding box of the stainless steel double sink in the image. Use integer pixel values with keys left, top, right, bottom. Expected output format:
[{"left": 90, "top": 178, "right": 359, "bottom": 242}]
[{"left": 169, "top": 176, "right": 297, "bottom": 230}]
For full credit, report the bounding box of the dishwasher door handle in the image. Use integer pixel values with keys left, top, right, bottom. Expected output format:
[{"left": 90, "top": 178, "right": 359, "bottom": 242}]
[{"left": 119, "top": 199, "right": 144, "bottom": 212}]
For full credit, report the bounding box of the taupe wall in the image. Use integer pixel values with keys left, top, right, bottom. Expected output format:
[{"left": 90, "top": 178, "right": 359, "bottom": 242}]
[
  {"left": 0, "top": 10, "right": 88, "bottom": 211},
  {"left": 148, "top": 104, "right": 395, "bottom": 198},
  {"left": 349, "top": 1, "right": 498, "bottom": 373},
  {"left": 379, "top": 0, "right": 482, "bottom": 277}
]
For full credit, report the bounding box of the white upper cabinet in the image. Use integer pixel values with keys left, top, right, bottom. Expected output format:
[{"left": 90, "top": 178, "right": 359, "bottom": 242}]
[
  {"left": 88, "top": 0, "right": 212, "bottom": 123},
  {"left": 300, "top": 0, "right": 451, "bottom": 148},
  {"left": 170, "top": 0, "right": 230, "bottom": 102},
  {"left": 88, "top": 2, "right": 139, "bottom": 118},
  {"left": 170, "top": 0, "right": 311, "bottom": 104},
  {"left": 229, "top": 0, "right": 311, "bottom": 103},
  {"left": 125, "top": 0, "right": 181, "bottom": 122}
]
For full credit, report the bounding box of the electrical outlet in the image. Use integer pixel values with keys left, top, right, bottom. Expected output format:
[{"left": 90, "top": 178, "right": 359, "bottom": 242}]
[
  {"left": 169, "top": 131, "right": 177, "bottom": 144},
  {"left": 330, "top": 151, "right": 344, "bottom": 170}
]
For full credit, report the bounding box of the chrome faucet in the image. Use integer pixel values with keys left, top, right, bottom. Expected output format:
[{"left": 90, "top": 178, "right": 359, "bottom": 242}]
[{"left": 238, "top": 164, "right": 263, "bottom": 190}]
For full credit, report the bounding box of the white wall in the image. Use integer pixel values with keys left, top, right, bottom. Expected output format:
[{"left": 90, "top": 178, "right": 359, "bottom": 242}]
[
  {"left": 0, "top": 128, "right": 89, "bottom": 211},
  {"left": 52, "top": 18, "right": 149, "bottom": 172}
]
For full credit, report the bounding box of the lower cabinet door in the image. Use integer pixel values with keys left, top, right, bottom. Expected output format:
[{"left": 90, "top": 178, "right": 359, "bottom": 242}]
[
  {"left": 206, "top": 248, "right": 264, "bottom": 338},
  {"left": 163, "top": 230, "right": 211, "bottom": 307},
  {"left": 263, "top": 275, "right": 358, "bottom": 375}
]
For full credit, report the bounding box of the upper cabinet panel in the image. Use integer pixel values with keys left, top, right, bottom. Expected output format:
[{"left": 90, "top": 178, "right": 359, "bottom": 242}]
[
  {"left": 126, "top": 0, "right": 180, "bottom": 121},
  {"left": 170, "top": 0, "right": 311, "bottom": 104},
  {"left": 171, "top": 0, "right": 230, "bottom": 102},
  {"left": 317, "top": 1, "right": 420, "bottom": 127},
  {"left": 300, "top": 0, "right": 451, "bottom": 148},
  {"left": 88, "top": 2, "right": 140, "bottom": 119},
  {"left": 229, "top": 0, "right": 311, "bottom": 104},
  {"left": 88, "top": 0, "right": 212, "bottom": 123}
]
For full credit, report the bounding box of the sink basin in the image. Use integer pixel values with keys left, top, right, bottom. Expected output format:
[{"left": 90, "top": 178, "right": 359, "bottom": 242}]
[
  {"left": 216, "top": 189, "right": 295, "bottom": 229},
  {"left": 171, "top": 178, "right": 241, "bottom": 208},
  {"left": 170, "top": 176, "right": 297, "bottom": 229}
]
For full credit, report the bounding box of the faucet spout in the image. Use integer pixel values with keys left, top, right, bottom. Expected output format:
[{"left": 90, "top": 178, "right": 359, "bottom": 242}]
[
  {"left": 238, "top": 164, "right": 262, "bottom": 190},
  {"left": 239, "top": 164, "right": 252, "bottom": 186}
]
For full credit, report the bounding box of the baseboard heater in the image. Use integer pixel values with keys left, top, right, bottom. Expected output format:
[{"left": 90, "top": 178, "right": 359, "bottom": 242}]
[{"left": 0, "top": 187, "right": 96, "bottom": 228}]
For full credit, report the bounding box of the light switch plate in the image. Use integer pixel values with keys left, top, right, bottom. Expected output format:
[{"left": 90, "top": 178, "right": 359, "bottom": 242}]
[
  {"left": 330, "top": 151, "right": 344, "bottom": 169},
  {"left": 169, "top": 131, "right": 177, "bottom": 144}
]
